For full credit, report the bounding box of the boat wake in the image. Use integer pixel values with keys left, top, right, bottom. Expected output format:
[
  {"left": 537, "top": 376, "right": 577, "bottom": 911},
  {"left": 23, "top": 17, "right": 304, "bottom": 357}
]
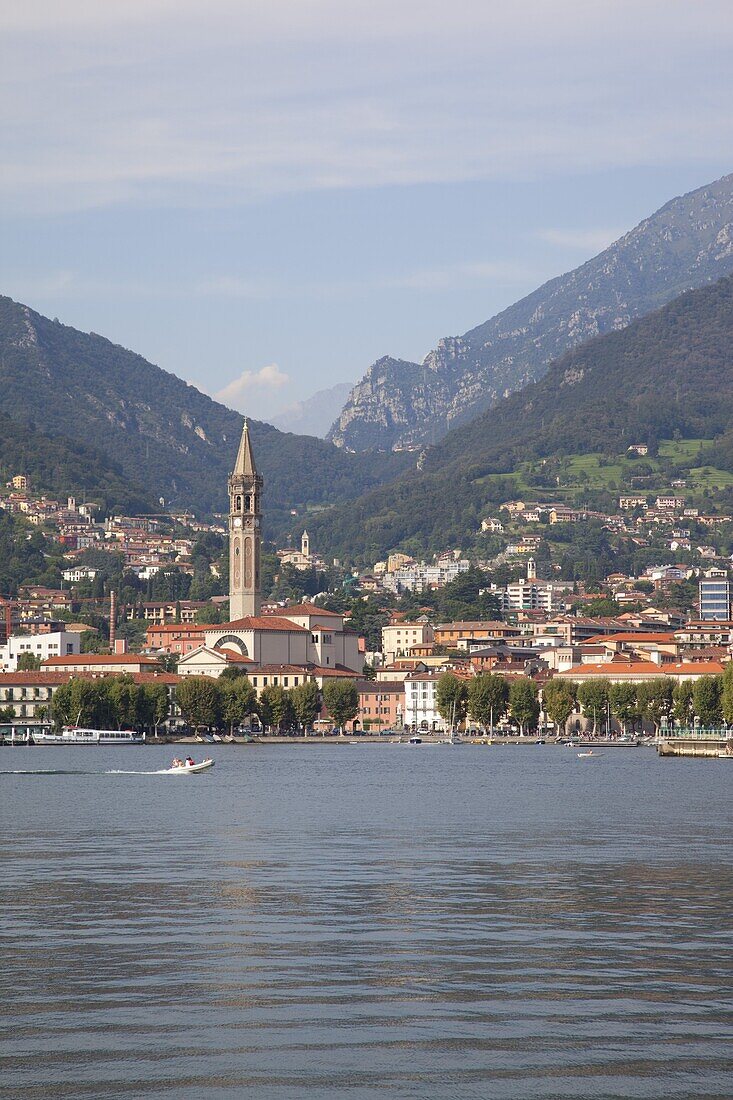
[{"left": 1, "top": 768, "right": 188, "bottom": 776}]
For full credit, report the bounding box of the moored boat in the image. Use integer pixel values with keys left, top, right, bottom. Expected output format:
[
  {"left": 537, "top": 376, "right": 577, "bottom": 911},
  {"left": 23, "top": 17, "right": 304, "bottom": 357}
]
[{"left": 32, "top": 728, "right": 145, "bottom": 745}]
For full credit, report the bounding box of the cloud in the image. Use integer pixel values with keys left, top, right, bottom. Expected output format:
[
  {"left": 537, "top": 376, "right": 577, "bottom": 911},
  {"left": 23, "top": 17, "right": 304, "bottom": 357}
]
[
  {"left": 537, "top": 228, "right": 626, "bottom": 254},
  {"left": 1, "top": 1, "right": 732, "bottom": 213},
  {"left": 381, "top": 261, "right": 534, "bottom": 292},
  {"left": 215, "top": 363, "right": 290, "bottom": 411}
]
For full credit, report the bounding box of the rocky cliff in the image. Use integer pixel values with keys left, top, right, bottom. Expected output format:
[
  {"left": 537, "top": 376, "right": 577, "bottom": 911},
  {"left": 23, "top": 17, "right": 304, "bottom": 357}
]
[{"left": 328, "top": 173, "right": 733, "bottom": 451}]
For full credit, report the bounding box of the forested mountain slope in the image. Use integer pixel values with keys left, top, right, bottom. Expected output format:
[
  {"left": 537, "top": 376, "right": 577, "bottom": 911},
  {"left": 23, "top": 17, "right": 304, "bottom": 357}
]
[
  {"left": 309, "top": 274, "right": 733, "bottom": 563},
  {"left": 0, "top": 413, "right": 154, "bottom": 514},
  {"left": 0, "top": 297, "right": 411, "bottom": 532},
  {"left": 329, "top": 173, "right": 733, "bottom": 451}
]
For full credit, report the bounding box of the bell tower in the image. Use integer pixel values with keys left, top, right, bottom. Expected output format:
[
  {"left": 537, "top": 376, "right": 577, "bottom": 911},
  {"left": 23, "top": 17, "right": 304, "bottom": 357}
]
[{"left": 228, "top": 419, "right": 263, "bottom": 620}]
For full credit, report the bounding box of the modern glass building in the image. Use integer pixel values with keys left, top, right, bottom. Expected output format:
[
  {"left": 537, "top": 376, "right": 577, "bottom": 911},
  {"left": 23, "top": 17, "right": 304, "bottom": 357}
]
[{"left": 699, "top": 570, "right": 731, "bottom": 620}]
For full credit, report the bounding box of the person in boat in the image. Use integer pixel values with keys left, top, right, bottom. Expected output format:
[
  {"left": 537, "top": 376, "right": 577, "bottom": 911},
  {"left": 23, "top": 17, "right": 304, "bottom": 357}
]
[
  {"left": 171, "top": 757, "right": 183, "bottom": 768},
  {"left": 185, "top": 755, "right": 195, "bottom": 767}
]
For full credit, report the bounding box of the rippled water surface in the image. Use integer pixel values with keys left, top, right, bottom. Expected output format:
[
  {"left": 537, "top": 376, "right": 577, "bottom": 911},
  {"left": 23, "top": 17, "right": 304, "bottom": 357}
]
[{"left": 1, "top": 744, "right": 732, "bottom": 1099}]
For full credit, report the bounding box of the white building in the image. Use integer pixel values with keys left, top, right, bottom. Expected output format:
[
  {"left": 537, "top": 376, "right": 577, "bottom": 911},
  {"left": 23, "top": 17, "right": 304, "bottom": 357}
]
[
  {"left": 0, "top": 631, "right": 80, "bottom": 672},
  {"left": 381, "top": 618, "right": 434, "bottom": 663},
  {"left": 61, "top": 567, "right": 98, "bottom": 583},
  {"left": 404, "top": 671, "right": 446, "bottom": 733}
]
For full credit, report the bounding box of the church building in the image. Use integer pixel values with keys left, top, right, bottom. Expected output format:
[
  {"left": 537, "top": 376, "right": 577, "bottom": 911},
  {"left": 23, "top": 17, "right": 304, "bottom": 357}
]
[{"left": 176, "top": 420, "right": 361, "bottom": 677}]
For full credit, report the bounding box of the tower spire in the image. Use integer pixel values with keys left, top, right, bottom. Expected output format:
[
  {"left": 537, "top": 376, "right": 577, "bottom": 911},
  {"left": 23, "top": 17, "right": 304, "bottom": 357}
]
[
  {"left": 233, "top": 417, "right": 257, "bottom": 477},
  {"left": 228, "top": 418, "right": 263, "bottom": 620}
]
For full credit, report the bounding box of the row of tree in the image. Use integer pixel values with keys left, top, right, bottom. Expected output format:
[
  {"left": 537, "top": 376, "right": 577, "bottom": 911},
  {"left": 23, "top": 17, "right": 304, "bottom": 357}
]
[
  {"left": 434, "top": 670, "right": 733, "bottom": 734},
  {"left": 50, "top": 675, "right": 170, "bottom": 732},
  {"left": 174, "top": 673, "right": 360, "bottom": 733}
]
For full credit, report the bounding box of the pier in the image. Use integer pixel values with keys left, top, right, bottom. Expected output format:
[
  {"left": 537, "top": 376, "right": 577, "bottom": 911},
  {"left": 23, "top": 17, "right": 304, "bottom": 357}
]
[{"left": 658, "top": 727, "right": 732, "bottom": 759}]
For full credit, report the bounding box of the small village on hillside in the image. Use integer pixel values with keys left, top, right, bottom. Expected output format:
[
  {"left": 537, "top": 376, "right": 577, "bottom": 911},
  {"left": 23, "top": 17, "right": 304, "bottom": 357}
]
[{"left": 3, "top": 428, "right": 733, "bottom": 746}]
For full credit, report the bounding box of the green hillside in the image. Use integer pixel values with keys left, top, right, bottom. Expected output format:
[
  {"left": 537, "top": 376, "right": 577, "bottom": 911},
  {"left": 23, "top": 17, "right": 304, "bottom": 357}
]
[
  {"left": 0, "top": 296, "right": 411, "bottom": 534},
  {"left": 308, "top": 274, "right": 733, "bottom": 564},
  {"left": 0, "top": 412, "right": 154, "bottom": 513}
]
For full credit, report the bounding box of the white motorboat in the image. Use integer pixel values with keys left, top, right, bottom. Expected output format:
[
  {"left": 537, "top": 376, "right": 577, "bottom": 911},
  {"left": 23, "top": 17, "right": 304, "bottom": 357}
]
[
  {"left": 577, "top": 751, "right": 599, "bottom": 758},
  {"left": 168, "top": 758, "right": 215, "bottom": 773},
  {"left": 33, "top": 728, "right": 145, "bottom": 745}
]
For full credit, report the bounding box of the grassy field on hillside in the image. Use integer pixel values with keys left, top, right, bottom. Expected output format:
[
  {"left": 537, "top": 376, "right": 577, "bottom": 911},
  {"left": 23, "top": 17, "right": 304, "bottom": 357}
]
[{"left": 473, "top": 439, "right": 733, "bottom": 498}]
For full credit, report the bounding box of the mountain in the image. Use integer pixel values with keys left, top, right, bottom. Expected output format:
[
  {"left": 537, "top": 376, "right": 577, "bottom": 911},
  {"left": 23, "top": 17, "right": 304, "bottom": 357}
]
[
  {"left": 270, "top": 381, "right": 355, "bottom": 438},
  {"left": 328, "top": 173, "right": 733, "bottom": 451},
  {"left": 0, "top": 412, "right": 154, "bottom": 514},
  {"left": 308, "top": 273, "right": 733, "bottom": 564},
  {"left": 0, "top": 297, "right": 411, "bottom": 535}
]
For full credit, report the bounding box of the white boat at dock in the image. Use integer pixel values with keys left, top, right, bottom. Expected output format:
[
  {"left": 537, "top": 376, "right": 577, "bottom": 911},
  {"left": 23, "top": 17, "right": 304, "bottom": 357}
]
[{"left": 32, "top": 728, "right": 145, "bottom": 745}]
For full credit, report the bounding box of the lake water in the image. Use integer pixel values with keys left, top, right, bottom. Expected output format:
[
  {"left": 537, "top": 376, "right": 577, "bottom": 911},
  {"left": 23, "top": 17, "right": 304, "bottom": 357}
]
[{"left": 1, "top": 744, "right": 731, "bottom": 1100}]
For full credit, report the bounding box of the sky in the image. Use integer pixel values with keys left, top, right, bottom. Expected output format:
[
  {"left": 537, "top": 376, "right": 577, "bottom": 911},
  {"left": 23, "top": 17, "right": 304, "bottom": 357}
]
[{"left": 1, "top": 0, "right": 732, "bottom": 423}]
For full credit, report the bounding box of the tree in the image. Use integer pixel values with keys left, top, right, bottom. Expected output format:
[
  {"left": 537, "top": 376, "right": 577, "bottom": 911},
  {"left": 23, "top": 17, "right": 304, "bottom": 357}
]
[
  {"left": 108, "top": 674, "right": 140, "bottom": 730},
  {"left": 176, "top": 676, "right": 222, "bottom": 729},
  {"left": 436, "top": 673, "right": 468, "bottom": 730},
  {"left": 291, "top": 681, "right": 321, "bottom": 732},
  {"left": 636, "top": 678, "right": 674, "bottom": 733},
  {"left": 722, "top": 664, "right": 733, "bottom": 725},
  {"left": 609, "top": 683, "right": 639, "bottom": 734},
  {"left": 322, "top": 678, "right": 359, "bottom": 732},
  {"left": 138, "top": 682, "right": 169, "bottom": 734},
  {"left": 693, "top": 676, "right": 722, "bottom": 727},
  {"left": 51, "top": 677, "right": 114, "bottom": 729},
  {"left": 259, "top": 684, "right": 295, "bottom": 732},
  {"left": 467, "top": 674, "right": 508, "bottom": 731},
  {"left": 542, "top": 679, "right": 577, "bottom": 735},
  {"left": 508, "top": 678, "right": 540, "bottom": 734},
  {"left": 16, "top": 652, "right": 41, "bottom": 671},
  {"left": 673, "top": 680, "right": 694, "bottom": 725},
  {"left": 577, "top": 679, "right": 610, "bottom": 734},
  {"left": 222, "top": 676, "right": 257, "bottom": 733}
]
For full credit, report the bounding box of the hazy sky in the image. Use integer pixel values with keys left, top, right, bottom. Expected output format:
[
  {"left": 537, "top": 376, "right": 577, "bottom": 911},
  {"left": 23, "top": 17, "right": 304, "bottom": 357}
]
[{"left": 1, "top": 1, "right": 732, "bottom": 421}]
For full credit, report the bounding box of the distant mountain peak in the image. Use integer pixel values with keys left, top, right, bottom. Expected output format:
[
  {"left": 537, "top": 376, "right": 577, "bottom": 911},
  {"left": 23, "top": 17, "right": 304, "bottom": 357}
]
[{"left": 328, "top": 172, "right": 733, "bottom": 451}]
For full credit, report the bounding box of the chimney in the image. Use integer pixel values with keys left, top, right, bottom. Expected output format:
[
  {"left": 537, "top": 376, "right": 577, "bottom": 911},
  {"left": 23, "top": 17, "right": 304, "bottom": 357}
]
[
  {"left": 114, "top": 638, "right": 128, "bottom": 655},
  {"left": 109, "top": 589, "right": 116, "bottom": 651}
]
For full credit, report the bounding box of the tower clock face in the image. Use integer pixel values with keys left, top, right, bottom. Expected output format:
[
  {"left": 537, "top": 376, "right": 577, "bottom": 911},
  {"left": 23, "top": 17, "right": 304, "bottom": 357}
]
[{"left": 233, "top": 517, "right": 242, "bottom": 528}]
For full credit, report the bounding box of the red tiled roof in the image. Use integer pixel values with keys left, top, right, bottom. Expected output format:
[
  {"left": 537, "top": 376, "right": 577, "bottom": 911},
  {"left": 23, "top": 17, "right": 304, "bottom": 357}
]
[
  {"left": 43, "top": 654, "right": 162, "bottom": 666},
  {"left": 211, "top": 617, "right": 308, "bottom": 632},
  {"left": 279, "top": 603, "right": 342, "bottom": 617},
  {"left": 219, "top": 649, "right": 254, "bottom": 664},
  {"left": 558, "top": 659, "right": 726, "bottom": 678},
  {"left": 583, "top": 632, "right": 677, "bottom": 644},
  {"left": 0, "top": 670, "right": 180, "bottom": 685}
]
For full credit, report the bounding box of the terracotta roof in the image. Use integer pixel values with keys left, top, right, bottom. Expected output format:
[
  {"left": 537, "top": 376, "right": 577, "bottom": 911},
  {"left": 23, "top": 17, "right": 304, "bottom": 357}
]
[
  {"left": 146, "top": 624, "right": 206, "bottom": 633},
  {"left": 583, "top": 632, "right": 676, "bottom": 645},
  {"left": 279, "top": 603, "right": 342, "bottom": 617},
  {"left": 0, "top": 670, "right": 180, "bottom": 685},
  {"left": 219, "top": 648, "right": 254, "bottom": 664},
  {"left": 211, "top": 617, "right": 308, "bottom": 632},
  {"left": 357, "top": 680, "right": 405, "bottom": 692},
  {"left": 557, "top": 660, "right": 726, "bottom": 678},
  {"left": 43, "top": 654, "right": 162, "bottom": 666}
]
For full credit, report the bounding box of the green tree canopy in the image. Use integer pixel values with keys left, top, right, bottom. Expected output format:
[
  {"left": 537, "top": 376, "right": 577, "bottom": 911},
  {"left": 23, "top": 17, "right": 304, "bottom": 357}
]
[
  {"left": 290, "top": 681, "right": 321, "bottom": 730},
  {"left": 636, "top": 679, "right": 674, "bottom": 732},
  {"left": 467, "top": 674, "right": 508, "bottom": 729},
  {"left": 692, "top": 676, "right": 722, "bottom": 726},
  {"left": 176, "top": 676, "right": 223, "bottom": 729},
  {"left": 609, "top": 683, "right": 639, "bottom": 733},
  {"left": 542, "top": 679, "right": 577, "bottom": 734},
  {"left": 322, "top": 678, "right": 359, "bottom": 731},
  {"left": 577, "top": 679, "right": 611, "bottom": 732},
  {"left": 222, "top": 676, "right": 257, "bottom": 733},
  {"left": 508, "top": 678, "right": 540, "bottom": 734},
  {"left": 259, "top": 684, "right": 296, "bottom": 732},
  {"left": 436, "top": 673, "right": 469, "bottom": 729}
]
